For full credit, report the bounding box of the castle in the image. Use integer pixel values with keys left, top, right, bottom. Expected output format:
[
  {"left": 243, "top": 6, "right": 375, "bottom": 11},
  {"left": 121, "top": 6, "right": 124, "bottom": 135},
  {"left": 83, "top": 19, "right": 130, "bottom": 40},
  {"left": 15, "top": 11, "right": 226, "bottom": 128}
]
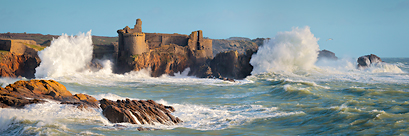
[{"left": 116, "top": 19, "right": 213, "bottom": 73}]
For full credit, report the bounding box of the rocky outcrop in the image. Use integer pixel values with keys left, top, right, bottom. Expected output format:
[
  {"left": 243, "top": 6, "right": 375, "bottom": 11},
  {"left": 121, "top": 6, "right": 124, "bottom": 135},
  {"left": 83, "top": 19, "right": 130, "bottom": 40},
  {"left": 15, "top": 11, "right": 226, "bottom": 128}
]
[
  {"left": 121, "top": 44, "right": 190, "bottom": 77},
  {"left": 318, "top": 50, "right": 338, "bottom": 60},
  {"left": 212, "top": 38, "right": 262, "bottom": 55},
  {"left": 210, "top": 49, "right": 255, "bottom": 80},
  {"left": 0, "top": 79, "right": 182, "bottom": 128},
  {"left": 0, "top": 52, "right": 41, "bottom": 78},
  {"left": 357, "top": 54, "right": 382, "bottom": 68},
  {"left": 100, "top": 98, "right": 182, "bottom": 125},
  {"left": 0, "top": 80, "right": 98, "bottom": 109}
]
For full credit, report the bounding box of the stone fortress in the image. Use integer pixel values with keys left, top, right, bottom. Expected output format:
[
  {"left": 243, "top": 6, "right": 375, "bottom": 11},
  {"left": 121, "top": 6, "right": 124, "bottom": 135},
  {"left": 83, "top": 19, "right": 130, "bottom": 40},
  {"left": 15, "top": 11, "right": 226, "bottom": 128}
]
[{"left": 116, "top": 18, "right": 213, "bottom": 74}]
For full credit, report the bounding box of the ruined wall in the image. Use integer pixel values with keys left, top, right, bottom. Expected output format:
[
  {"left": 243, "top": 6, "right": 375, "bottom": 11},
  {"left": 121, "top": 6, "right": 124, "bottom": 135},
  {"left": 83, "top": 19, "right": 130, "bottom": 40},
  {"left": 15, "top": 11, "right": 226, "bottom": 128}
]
[
  {"left": 0, "top": 39, "right": 38, "bottom": 56},
  {"left": 187, "top": 31, "right": 198, "bottom": 50},
  {"left": 145, "top": 33, "right": 189, "bottom": 49},
  {"left": 115, "top": 18, "right": 214, "bottom": 75},
  {"left": 0, "top": 39, "right": 11, "bottom": 51},
  {"left": 201, "top": 39, "right": 213, "bottom": 58},
  {"left": 134, "top": 19, "right": 142, "bottom": 33}
]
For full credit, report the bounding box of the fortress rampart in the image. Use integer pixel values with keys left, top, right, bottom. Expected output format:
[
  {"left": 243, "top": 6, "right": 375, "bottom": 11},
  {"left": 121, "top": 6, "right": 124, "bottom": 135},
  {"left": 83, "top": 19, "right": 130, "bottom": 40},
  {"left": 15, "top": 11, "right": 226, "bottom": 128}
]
[
  {"left": 0, "top": 39, "right": 39, "bottom": 56},
  {"left": 116, "top": 18, "right": 213, "bottom": 73}
]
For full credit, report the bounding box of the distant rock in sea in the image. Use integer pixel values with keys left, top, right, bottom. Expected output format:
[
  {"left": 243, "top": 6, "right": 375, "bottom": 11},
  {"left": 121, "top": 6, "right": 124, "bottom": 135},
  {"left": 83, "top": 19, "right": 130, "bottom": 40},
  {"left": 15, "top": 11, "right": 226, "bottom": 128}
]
[
  {"left": 317, "top": 49, "right": 338, "bottom": 60},
  {"left": 357, "top": 54, "right": 382, "bottom": 68}
]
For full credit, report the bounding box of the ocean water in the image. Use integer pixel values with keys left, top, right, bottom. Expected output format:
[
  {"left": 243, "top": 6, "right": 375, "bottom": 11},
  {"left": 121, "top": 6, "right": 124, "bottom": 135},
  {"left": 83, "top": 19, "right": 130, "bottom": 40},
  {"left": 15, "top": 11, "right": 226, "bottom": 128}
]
[{"left": 1, "top": 28, "right": 409, "bottom": 135}]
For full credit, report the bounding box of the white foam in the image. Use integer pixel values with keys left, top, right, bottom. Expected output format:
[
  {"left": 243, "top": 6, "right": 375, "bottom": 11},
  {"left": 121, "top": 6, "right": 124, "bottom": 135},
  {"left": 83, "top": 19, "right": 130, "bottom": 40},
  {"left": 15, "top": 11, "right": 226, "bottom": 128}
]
[
  {"left": 35, "top": 31, "right": 93, "bottom": 78},
  {"left": 92, "top": 93, "right": 139, "bottom": 101},
  {"left": 146, "top": 99, "right": 304, "bottom": 130},
  {"left": 250, "top": 26, "right": 319, "bottom": 74},
  {"left": 0, "top": 101, "right": 111, "bottom": 134}
]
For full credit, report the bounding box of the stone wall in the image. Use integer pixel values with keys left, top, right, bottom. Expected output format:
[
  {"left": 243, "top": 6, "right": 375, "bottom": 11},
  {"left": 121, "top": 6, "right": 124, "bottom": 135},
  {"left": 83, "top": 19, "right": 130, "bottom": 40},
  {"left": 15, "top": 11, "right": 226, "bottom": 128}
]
[
  {"left": 145, "top": 33, "right": 189, "bottom": 49},
  {"left": 115, "top": 18, "right": 214, "bottom": 75},
  {"left": 0, "top": 39, "right": 38, "bottom": 56}
]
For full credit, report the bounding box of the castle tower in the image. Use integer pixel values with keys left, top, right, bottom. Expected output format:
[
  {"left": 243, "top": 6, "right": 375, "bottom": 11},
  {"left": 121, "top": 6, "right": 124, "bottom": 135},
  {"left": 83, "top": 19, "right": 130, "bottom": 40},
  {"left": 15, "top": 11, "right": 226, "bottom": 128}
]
[
  {"left": 134, "top": 19, "right": 142, "bottom": 33},
  {"left": 117, "top": 18, "right": 148, "bottom": 61}
]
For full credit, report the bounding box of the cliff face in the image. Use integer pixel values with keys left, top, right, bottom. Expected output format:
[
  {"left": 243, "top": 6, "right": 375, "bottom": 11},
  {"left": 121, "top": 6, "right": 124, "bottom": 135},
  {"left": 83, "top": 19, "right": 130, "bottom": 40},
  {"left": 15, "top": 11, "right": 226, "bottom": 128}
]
[
  {"left": 210, "top": 49, "right": 255, "bottom": 80},
  {"left": 212, "top": 38, "right": 262, "bottom": 55},
  {"left": 0, "top": 51, "right": 40, "bottom": 78},
  {"left": 125, "top": 44, "right": 190, "bottom": 77}
]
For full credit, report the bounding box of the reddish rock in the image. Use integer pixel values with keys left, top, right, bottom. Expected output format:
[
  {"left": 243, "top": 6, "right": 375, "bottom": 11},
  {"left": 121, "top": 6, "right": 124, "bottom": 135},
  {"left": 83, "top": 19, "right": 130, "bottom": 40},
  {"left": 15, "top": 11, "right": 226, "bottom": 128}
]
[
  {"left": 127, "top": 45, "right": 190, "bottom": 77},
  {"left": 1, "top": 80, "right": 99, "bottom": 109},
  {"left": 0, "top": 52, "right": 40, "bottom": 78},
  {"left": 100, "top": 98, "right": 182, "bottom": 125}
]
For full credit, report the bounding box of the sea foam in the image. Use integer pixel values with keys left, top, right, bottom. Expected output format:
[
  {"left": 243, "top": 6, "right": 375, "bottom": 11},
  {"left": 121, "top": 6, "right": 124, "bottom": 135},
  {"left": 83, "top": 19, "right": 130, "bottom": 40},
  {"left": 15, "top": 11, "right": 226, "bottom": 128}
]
[
  {"left": 250, "top": 26, "right": 319, "bottom": 74},
  {"left": 35, "top": 31, "right": 93, "bottom": 78}
]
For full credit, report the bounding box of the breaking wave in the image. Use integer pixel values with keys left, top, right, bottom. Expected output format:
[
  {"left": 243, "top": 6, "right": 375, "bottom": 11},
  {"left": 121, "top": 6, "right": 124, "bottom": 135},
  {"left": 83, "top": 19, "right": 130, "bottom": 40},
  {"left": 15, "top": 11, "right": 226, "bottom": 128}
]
[
  {"left": 35, "top": 31, "right": 93, "bottom": 78},
  {"left": 250, "top": 26, "right": 319, "bottom": 74}
]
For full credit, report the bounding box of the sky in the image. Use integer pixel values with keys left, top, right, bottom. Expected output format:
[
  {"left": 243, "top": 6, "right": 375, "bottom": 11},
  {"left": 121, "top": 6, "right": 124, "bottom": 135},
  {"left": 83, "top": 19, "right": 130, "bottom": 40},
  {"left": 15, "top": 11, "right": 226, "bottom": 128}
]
[{"left": 1, "top": 0, "right": 408, "bottom": 58}]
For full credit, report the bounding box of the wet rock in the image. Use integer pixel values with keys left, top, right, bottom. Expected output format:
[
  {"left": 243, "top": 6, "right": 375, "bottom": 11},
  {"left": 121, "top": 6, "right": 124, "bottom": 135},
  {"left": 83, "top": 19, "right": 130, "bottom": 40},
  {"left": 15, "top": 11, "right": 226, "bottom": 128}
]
[
  {"left": 0, "top": 80, "right": 99, "bottom": 109},
  {"left": 318, "top": 50, "right": 338, "bottom": 60},
  {"left": 120, "top": 45, "right": 190, "bottom": 77},
  {"left": 0, "top": 52, "right": 41, "bottom": 78},
  {"left": 100, "top": 98, "right": 182, "bottom": 125},
  {"left": 357, "top": 54, "right": 382, "bottom": 68},
  {"left": 210, "top": 49, "right": 255, "bottom": 80}
]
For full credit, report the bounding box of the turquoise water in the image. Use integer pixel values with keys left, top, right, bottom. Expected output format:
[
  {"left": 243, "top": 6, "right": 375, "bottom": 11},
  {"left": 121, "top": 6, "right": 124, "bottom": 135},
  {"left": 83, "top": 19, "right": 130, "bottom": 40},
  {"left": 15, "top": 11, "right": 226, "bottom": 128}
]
[
  {"left": 2, "top": 29, "right": 409, "bottom": 135},
  {"left": 1, "top": 58, "right": 409, "bottom": 135}
]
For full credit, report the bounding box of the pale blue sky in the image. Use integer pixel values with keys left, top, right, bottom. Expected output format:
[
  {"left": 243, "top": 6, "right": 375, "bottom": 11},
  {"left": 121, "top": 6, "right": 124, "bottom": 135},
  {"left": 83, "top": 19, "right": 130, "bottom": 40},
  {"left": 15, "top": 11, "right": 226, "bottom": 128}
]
[{"left": 1, "top": 0, "right": 408, "bottom": 57}]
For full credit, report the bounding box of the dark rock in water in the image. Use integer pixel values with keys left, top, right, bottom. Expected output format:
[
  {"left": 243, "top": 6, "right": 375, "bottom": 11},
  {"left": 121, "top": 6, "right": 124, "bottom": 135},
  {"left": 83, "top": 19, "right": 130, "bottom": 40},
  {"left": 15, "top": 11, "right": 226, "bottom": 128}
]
[
  {"left": 210, "top": 49, "right": 255, "bottom": 80},
  {"left": 357, "top": 54, "right": 382, "bottom": 68},
  {"left": 0, "top": 80, "right": 99, "bottom": 109},
  {"left": 318, "top": 50, "right": 338, "bottom": 60},
  {"left": 100, "top": 98, "right": 182, "bottom": 125},
  {"left": 191, "top": 64, "right": 213, "bottom": 78}
]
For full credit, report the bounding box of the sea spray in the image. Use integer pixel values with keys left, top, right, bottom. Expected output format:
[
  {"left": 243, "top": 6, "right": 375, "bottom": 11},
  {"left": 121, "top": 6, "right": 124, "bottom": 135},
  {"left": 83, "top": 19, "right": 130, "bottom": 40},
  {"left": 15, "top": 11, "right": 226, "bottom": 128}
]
[
  {"left": 35, "top": 31, "right": 93, "bottom": 78},
  {"left": 35, "top": 30, "right": 93, "bottom": 78},
  {"left": 250, "top": 26, "right": 319, "bottom": 74}
]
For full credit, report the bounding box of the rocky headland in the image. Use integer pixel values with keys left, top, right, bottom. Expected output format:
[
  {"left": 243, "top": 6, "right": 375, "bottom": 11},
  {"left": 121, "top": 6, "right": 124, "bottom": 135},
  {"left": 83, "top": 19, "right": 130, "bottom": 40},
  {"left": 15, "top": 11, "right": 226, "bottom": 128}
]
[{"left": 1, "top": 18, "right": 369, "bottom": 81}]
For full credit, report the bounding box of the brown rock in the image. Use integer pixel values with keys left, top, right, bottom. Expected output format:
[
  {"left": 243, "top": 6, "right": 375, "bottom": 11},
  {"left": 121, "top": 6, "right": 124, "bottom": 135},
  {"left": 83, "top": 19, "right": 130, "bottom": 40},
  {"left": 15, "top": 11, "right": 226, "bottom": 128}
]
[
  {"left": 122, "top": 45, "right": 190, "bottom": 77},
  {"left": 1, "top": 80, "right": 98, "bottom": 109},
  {"left": 100, "top": 98, "right": 182, "bottom": 125},
  {"left": 0, "top": 52, "right": 40, "bottom": 78},
  {"left": 74, "top": 93, "right": 98, "bottom": 108}
]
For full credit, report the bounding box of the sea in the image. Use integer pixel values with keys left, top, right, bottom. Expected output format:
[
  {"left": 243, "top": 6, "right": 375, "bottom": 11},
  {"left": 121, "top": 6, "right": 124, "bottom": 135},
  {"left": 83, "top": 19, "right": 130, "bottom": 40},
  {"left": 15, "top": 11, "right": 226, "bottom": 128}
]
[{"left": 1, "top": 27, "right": 409, "bottom": 135}]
